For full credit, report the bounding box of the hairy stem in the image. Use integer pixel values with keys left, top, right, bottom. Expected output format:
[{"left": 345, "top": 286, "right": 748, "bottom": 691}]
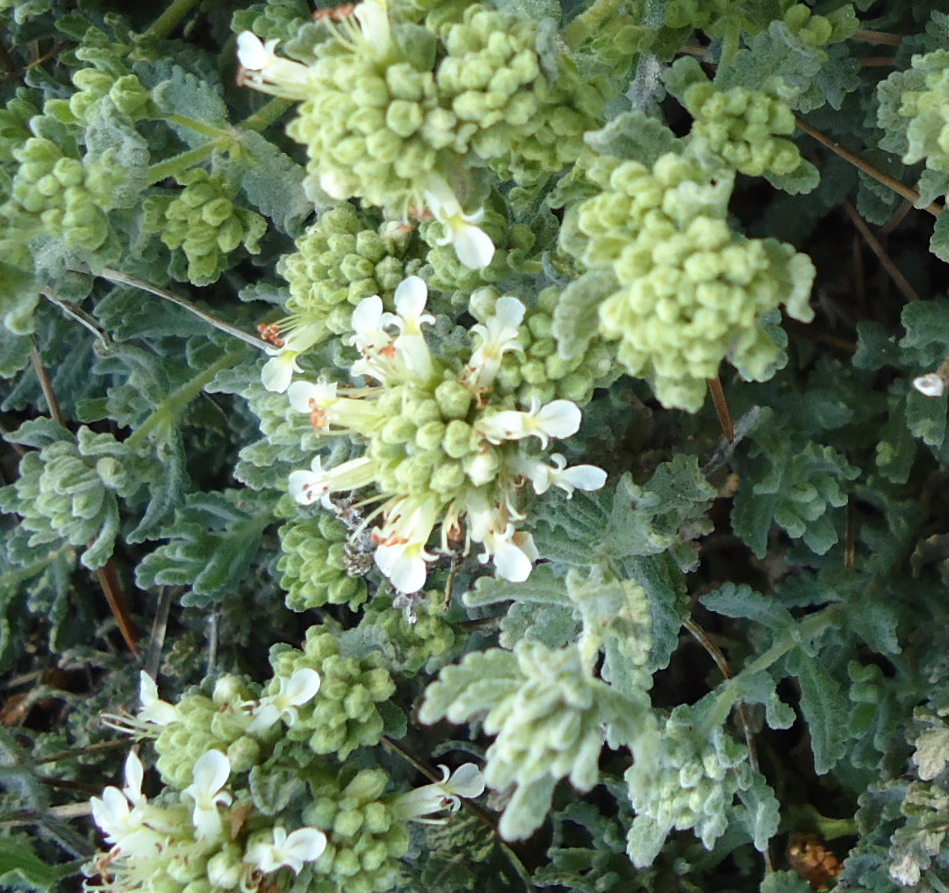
[
  {"left": 146, "top": 0, "right": 202, "bottom": 40},
  {"left": 126, "top": 348, "right": 245, "bottom": 449}
]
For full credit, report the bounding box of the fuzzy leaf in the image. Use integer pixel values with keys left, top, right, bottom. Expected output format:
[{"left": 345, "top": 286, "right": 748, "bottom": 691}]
[
  {"left": 0, "top": 836, "right": 75, "bottom": 891},
  {"left": 552, "top": 269, "right": 617, "bottom": 361},
  {"left": 152, "top": 66, "right": 228, "bottom": 146},
  {"left": 583, "top": 109, "right": 681, "bottom": 165},
  {"left": 419, "top": 649, "right": 521, "bottom": 725},
  {"left": 784, "top": 649, "right": 848, "bottom": 774},
  {"left": 700, "top": 583, "right": 794, "bottom": 632},
  {"left": 235, "top": 130, "right": 313, "bottom": 236},
  {"left": 135, "top": 490, "right": 277, "bottom": 605},
  {"left": 498, "top": 775, "right": 558, "bottom": 840},
  {"left": 734, "top": 766, "right": 781, "bottom": 852},
  {"left": 464, "top": 565, "right": 570, "bottom": 609}
]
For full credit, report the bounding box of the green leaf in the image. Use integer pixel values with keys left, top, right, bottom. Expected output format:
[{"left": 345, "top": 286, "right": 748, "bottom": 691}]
[
  {"left": 784, "top": 649, "right": 848, "bottom": 774},
  {"left": 552, "top": 269, "right": 616, "bottom": 362},
  {"left": 700, "top": 583, "right": 794, "bottom": 632},
  {"left": 497, "top": 775, "right": 558, "bottom": 840},
  {"left": 0, "top": 836, "right": 77, "bottom": 891},
  {"left": 734, "top": 766, "right": 780, "bottom": 852},
  {"left": 583, "top": 109, "right": 681, "bottom": 165},
  {"left": 135, "top": 489, "right": 277, "bottom": 605},
  {"left": 464, "top": 565, "right": 570, "bottom": 609},
  {"left": 152, "top": 66, "right": 228, "bottom": 147},
  {"left": 494, "top": 0, "right": 560, "bottom": 20},
  {"left": 760, "top": 871, "right": 814, "bottom": 893},
  {"left": 0, "top": 326, "right": 32, "bottom": 378},
  {"left": 418, "top": 649, "right": 521, "bottom": 725},
  {"left": 236, "top": 130, "right": 313, "bottom": 236},
  {"left": 617, "top": 553, "right": 688, "bottom": 673}
]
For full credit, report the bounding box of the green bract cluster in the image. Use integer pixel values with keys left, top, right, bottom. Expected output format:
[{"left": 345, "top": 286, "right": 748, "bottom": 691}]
[
  {"left": 0, "top": 423, "right": 151, "bottom": 569},
  {"left": 279, "top": 512, "right": 369, "bottom": 612},
  {"left": 567, "top": 152, "right": 815, "bottom": 411},
  {"left": 303, "top": 766, "right": 409, "bottom": 893},
  {"left": 277, "top": 203, "right": 422, "bottom": 342},
  {"left": 242, "top": 0, "right": 601, "bottom": 217},
  {"left": 683, "top": 82, "right": 808, "bottom": 179},
  {"left": 270, "top": 625, "right": 397, "bottom": 759},
  {"left": 143, "top": 169, "right": 267, "bottom": 286}
]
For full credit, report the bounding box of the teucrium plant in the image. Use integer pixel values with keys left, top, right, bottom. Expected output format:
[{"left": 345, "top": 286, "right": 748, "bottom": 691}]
[{"left": 4, "top": 2, "right": 949, "bottom": 892}]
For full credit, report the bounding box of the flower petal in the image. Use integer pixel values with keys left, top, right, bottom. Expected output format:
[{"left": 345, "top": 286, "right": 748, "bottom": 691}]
[{"left": 452, "top": 222, "right": 495, "bottom": 270}]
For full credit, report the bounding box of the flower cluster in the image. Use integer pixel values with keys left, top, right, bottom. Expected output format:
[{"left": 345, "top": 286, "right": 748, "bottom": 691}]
[
  {"left": 236, "top": 1, "right": 599, "bottom": 269},
  {"left": 88, "top": 667, "right": 486, "bottom": 893},
  {"left": 283, "top": 274, "right": 605, "bottom": 592},
  {"left": 567, "top": 152, "right": 815, "bottom": 411}
]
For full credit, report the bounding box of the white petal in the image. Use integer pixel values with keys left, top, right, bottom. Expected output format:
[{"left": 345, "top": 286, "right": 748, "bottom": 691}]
[
  {"left": 445, "top": 763, "right": 486, "bottom": 799},
  {"left": 237, "top": 32, "right": 271, "bottom": 70},
  {"left": 537, "top": 400, "right": 582, "bottom": 440},
  {"left": 554, "top": 464, "right": 607, "bottom": 494},
  {"left": 191, "top": 750, "right": 231, "bottom": 799},
  {"left": 91, "top": 786, "right": 130, "bottom": 839},
  {"left": 394, "top": 276, "right": 429, "bottom": 321},
  {"left": 288, "top": 469, "right": 328, "bottom": 506},
  {"left": 284, "top": 828, "right": 328, "bottom": 866},
  {"left": 123, "top": 752, "right": 145, "bottom": 804},
  {"left": 247, "top": 703, "right": 281, "bottom": 735},
  {"left": 288, "top": 380, "right": 337, "bottom": 414},
  {"left": 492, "top": 537, "right": 534, "bottom": 582},
  {"left": 453, "top": 222, "right": 495, "bottom": 270},
  {"left": 285, "top": 668, "right": 321, "bottom": 706},
  {"left": 914, "top": 373, "right": 946, "bottom": 397},
  {"left": 261, "top": 353, "right": 297, "bottom": 393},
  {"left": 374, "top": 543, "right": 428, "bottom": 593}
]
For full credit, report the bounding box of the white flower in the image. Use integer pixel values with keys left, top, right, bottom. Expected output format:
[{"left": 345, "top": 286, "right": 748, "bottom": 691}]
[
  {"left": 392, "top": 276, "right": 435, "bottom": 336},
  {"left": 260, "top": 321, "right": 324, "bottom": 393},
  {"left": 478, "top": 398, "right": 582, "bottom": 448},
  {"left": 137, "top": 672, "right": 179, "bottom": 727},
  {"left": 346, "top": 296, "right": 396, "bottom": 354},
  {"left": 248, "top": 668, "right": 321, "bottom": 734},
  {"left": 373, "top": 496, "right": 440, "bottom": 592},
  {"left": 182, "top": 750, "right": 233, "bottom": 841},
  {"left": 288, "top": 455, "right": 376, "bottom": 507},
  {"left": 395, "top": 764, "right": 486, "bottom": 823},
  {"left": 466, "top": 296, "right": 525, "bottom": 388},
  {"left": 480, "top": 526, "right": 538, "bottom": 582},
  {"left": 914, "top": 372, "right": 946, "bottom": 397},
  {"left": 390, "top": 276, "right": 435, "bottom": 379},
  {"left": 236, "top": 32, "right": 314, "bottom": 101},
  {"left": 514, "top": 454, "right": 607, "bottom": 496},
  {"left": 424, "top": 175, "right": 495, "bottom": 270},
  {"left": 90, "top": 753, "right": 168, "bottom": 860},
  {"left": 244, "top": 826, "right": 327, "bottom": 875}
]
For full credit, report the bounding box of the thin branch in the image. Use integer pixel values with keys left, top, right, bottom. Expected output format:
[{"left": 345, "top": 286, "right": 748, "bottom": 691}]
[
  {"left": 30, "top": 347, "right": 65, "bottom": 426},
  {"left": 96, "top": 560, "right": 139, "bottom": 657},
  {"left": 42, "top": 292, "right": 113, "bottom": 354},
  {"left": 841, "top": 200, "right": 921, "bottom": 302},
  {"left": 795, "top": 118, "right": 943, "bottom": 217},
  {"left": 852, "top": 28, "right": 903, "bottom": 46},
  {"left": 145, "top": 587, "right": 174, "bottom": 681},
  {"left": 93, "top": 268, "right": 270, "bottom": 351},
  {"left": 707, "top": 376, "right": 735, "bottom": 443}
]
